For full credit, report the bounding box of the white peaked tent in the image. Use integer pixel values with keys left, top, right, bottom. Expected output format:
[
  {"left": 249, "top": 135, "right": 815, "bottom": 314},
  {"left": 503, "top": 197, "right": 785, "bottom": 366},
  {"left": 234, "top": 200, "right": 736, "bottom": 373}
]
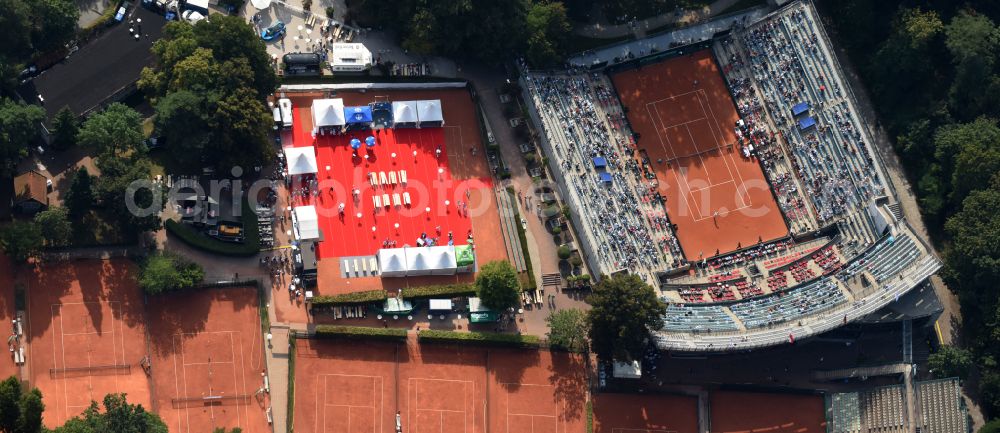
[
  {"left": 312, "top": 99, "right": 346, "bottom": 130},
  {"left": 377, "top": 248, "right": 407, "bottom": 277},
  {"left": 283, "top": 146, "right": 318, "bottom": 175},
  {"left": 405, "top": 247, "right": 431, "bottom": 276},
  {"left": 293, "top": 205, "right": 320, "bottom": 240},
  {"left": 392, "top": 101, "right": 418, "bottom": 125},
  {"left": 428, "top": 245, "right": 457, "bottom": 275},
  {"left": 416, "top": 100, "right": 444, "bottom": 125}
]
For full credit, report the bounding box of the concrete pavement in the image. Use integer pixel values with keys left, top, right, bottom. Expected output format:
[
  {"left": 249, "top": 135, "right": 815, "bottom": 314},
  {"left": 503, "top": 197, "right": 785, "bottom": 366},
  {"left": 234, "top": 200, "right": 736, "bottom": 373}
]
[{"left": 574, "top": 0, "right": 746, "bottom": 39}]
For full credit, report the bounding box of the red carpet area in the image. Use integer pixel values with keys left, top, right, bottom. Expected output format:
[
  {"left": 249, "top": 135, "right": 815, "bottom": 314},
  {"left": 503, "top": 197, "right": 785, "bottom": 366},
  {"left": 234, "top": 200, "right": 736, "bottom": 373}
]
[{"left": 290, "top": 107, "right": 488, "bottom": 259}]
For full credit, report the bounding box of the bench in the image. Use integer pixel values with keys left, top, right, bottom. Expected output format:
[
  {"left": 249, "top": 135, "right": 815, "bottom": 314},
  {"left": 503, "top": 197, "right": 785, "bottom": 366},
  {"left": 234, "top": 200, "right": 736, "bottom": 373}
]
[{"left": 392, "top": 193, "right": 401, "bottom": 207}]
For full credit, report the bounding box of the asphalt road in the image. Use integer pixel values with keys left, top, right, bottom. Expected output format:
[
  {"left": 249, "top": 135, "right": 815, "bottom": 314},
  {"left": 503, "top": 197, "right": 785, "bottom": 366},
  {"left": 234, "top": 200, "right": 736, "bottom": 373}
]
[{"left": 22, "top": 4, "right": 167, "bottom": 119}]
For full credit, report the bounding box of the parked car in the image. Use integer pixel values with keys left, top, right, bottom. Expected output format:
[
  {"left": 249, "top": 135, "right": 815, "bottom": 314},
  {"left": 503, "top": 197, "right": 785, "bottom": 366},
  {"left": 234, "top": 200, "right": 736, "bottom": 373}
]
[
  {"left": 114, "top": 2, "right": 130, "bottom": 22},
  {"left": 261, "top": 21, "right": 285, "bottom": 41}
]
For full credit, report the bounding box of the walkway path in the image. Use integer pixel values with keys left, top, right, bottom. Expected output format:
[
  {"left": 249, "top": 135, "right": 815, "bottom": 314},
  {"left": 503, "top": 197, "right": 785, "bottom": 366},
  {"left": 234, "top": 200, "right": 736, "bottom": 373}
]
[{"left": 575, "top": 0, "right": 744, "bottom": 39}]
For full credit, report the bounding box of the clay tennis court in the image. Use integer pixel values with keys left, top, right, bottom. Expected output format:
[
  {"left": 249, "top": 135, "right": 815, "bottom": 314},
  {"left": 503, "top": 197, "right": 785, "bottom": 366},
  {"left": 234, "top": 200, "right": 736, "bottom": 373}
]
[
  {"left": 147, "top": 287, "right": 268, "bottom": 433},
  {"left": 710, "top": 391, "right": 826, "bottom": 433},
  {"left": 293, "top": 339, "right": 586, "bottom": 433},
  {"left": 612, "top": 50, "right": 788, "bottom": 258},
  {"left": 0, "top": 255, "right": 19, "bottom": 380},
  {"left": 26, "top": 259, "right": 151, "bottom": 429},
  {"left": 285, "top": 88, "right": 506, "bottom": 298},
  {"left": 593, "top": 393, "right": 699, "bottom": 433}
]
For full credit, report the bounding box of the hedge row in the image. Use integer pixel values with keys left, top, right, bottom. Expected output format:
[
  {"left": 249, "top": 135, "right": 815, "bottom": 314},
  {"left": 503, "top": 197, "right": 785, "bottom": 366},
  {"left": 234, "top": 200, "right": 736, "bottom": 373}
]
[
  {"left": 311, "top": 290, "right": 387, "bottom": 305},
  {"left": 417, "top": 330, "right": 540, "bottom": 348},
  {"left": 399, "top": 284, "right": 476, "bottom": 300},
  {"left": 164, "top": 200, "right": 260, "bottom": 256},
  {"left": 313, "top": 325, "right": 408, "bottom": 341}
]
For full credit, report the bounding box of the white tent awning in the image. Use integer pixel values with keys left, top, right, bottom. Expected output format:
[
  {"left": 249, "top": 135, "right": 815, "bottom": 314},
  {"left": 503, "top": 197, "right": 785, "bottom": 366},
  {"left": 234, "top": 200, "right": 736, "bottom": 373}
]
[
  {"left": 416, "top": 99, "right": 444, "bottom": 124},
  {"left": 392, "top": 101, "right": 418, "bottom": 124},
  {"left": 377, "top": 248, "right": 407, "bottom": 277},
  {"left": 312, "top": 98, "right": 346, "bottom": 127},
  {"left": 284, "top": 146, "right": 318, "bottom": 175},
  {"left": 428, "top": 245, "right": 457, "bottom": 275},
  {"left": 429, "top": 299, "right": 453, "bottom": 310},
  {"left": 293, "top": 205, "right": 320, "bottom": 240}
]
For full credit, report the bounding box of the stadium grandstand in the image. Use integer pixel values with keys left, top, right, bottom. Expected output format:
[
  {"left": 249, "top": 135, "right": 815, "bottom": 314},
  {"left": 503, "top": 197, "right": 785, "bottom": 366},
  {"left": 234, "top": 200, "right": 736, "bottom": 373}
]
[{"left": 520, "top": 0, "right": 941, "bottom": 352}]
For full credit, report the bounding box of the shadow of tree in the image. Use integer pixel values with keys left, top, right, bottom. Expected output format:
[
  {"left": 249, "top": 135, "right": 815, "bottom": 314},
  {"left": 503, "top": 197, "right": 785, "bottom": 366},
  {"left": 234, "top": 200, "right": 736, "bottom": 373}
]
[{"left": 548, "top": 351, "right": 588, "bottom": 422}]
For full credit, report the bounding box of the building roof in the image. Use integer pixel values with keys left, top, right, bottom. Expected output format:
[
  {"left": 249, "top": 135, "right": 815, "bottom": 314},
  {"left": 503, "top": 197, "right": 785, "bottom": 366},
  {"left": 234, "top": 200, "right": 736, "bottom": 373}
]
[
  {"left": 329, "top": 43, "right": 373, "bottom": 67},
  {"left": 392, "top": 101, "right": 418, "bottom": 123},
  {"left": 312, "top": 98, "right": 346, "bottom": 127},
  {"left": 293, "top": 205, "right": 320, "bottom": 240},
  {"left": 284, "top": 146, "right": 318, "bottom": 175},
  {"left": 13, "top": 170, "right": 47, "bottom": 207},
  {"left": 416, "top": 99, "right": 444, "bottom": 123}
]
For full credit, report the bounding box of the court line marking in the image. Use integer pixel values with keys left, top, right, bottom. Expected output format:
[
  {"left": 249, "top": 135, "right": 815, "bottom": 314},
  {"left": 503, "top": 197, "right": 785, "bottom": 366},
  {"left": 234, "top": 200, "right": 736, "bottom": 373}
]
[
  {"left": 172, "top": 331, "right": 243, "bottom": 433},
  {"left": 51, "top": 302, "right": 125, "bottom": 419},
  {"left": 648, "top": 103, "right": 702, "bottom": 220},
  {"left": 611, "top": 428, "right": 677, "bottom": 433},
  {"left": 409, "top": 377, "right": 472, "bottom": 433},
  {"left": 319, "top": 373, "right": 382, "bottom": 433},
  {"left": 697, "top": 89, "right": 751, "bottom": 210},
  {"left": 500, "top": 383, "right": 561, "bottom": 433}
]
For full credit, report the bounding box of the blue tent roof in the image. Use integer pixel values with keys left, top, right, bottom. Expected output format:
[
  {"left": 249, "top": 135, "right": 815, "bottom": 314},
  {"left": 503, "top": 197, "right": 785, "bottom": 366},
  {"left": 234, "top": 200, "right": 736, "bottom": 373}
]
[
  {"left": 350, "top": 138, "right": 361, "bottom": 149},
  {"left": 599, "top": 172, "right": 612, "bottom": 183},
  {"left": 344, "top": 106, "right": 373, "bottom": 124},
  {"left": 798, "top": 116, "right": 816, "bottom": 131},
  {"left": 792, "top": 102, "right": 810, "bottom": 116},
  {"left": 365, "top": 136, "right": 376, "bottom": 147},
  {"left": 593, "top": 157, "right": 607, "bottom": 168}
]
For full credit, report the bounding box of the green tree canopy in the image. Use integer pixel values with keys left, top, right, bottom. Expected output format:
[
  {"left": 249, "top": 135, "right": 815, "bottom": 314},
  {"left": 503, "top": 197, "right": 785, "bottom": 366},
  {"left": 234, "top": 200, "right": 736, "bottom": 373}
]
[
  {"left": 475, "top": 260, "right": 521, "bottom": 311},
  {"left": 52, "top": 393, "right": 167, "bottom": 433},
  {"left": 51, "top": 106, "right": 79, "bottom": 150},
  {"left": 928, "top": 345, "right": 974, "bottom": 379},
  {"left": 95, "top": 156, "right": 163, "bottom": 233},
  {"left": 64, "top": 166, "right": 94, "bottom": 218},
  {"left": 78, "top": 103, "right": 145, "bottom": 159},
  {"left": 546, "top": 308, "right": 589, "bottom": 352},
  {"left": 0, "top": 98, "right": 45, "bottom": 177},
  {"left": 980, "top": 419, "right": 1000, "bottom": 433},
  {"left": 525, "top": 1, "right": 571, "bottom": 67},
  {"left": 138, "top": 252, "right": 205, "bottom": 294},
  {"left": 0, "top": 375, "right": 44, "bottom": 433},
  {"left": 0, "top": 220, "right": 43, "bottom": 263},
  {"left": 586, "top": 273, "right": 664, "bottom": 361},
  {"left": 34, "top": 207, "right": 72, "bottom": 247}
]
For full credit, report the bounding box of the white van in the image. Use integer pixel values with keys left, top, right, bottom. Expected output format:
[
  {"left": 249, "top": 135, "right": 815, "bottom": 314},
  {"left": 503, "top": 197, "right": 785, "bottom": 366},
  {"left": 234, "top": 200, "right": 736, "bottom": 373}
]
[{"left": 278, "top": 98, "right": 292, "bottom": 128}]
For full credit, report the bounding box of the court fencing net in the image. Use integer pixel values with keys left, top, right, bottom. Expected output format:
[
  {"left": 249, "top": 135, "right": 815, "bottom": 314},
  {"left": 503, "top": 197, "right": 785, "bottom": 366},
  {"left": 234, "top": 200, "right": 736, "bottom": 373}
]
[
  {"left": 49, "top": 364, "right": 131, "bottom": 378},
  {"left": 170, "top": 394, "right": 254, "bottom": 408}
]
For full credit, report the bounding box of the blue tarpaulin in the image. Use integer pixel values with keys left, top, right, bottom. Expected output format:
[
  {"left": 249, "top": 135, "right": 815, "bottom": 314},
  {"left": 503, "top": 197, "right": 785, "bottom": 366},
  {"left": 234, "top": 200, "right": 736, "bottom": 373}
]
[
  {"left": 798, "top": 116, "right": 816, "bottom": 131},
  {"left": 365, "top": 136, "right": 376, "bottom": 147},
  {"left": 599, "top": 172, "right": 612, "bottom": 183},
  {"left": 344, "top": 106, "right": 373, "bottom": 124},
  {"left": 593, "top": 157, "right": 607, "bottom": 168},
  {"left": 792, "top": 102, "right": 810, "bottom": 116},
  {"left": 350, "top": 138, "right": 361, "bottom": 149}
]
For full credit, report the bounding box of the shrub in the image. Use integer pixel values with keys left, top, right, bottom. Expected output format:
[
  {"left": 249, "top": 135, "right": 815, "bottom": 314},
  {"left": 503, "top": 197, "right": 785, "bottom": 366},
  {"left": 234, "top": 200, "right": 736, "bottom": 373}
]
[
  {"left": 302, "top": 0, "right": 311, "bottom": 10},
  {"left": 325, "top": 6, "right": 335, "bottom": 19},
  {"left": 399, "top": 284, "right": 476, "bottom": 300},
  {"left": 164, "top": 200, "right": 260, "bottom": 256},
  {"left": 314, "top": 325, "right": 408, "bottom": 341},
  {"left": 138, "top": 252, "right": 205, "bottom": 294},
  {"left": 550, "top": 226, "right": 562, "bottom": 235},
  {"left": 557, "top": 245, "right": 572, "bottom": 260},
  {"left": 311, "top": 290, "right": 387, "bottom": 305},
  {"left": 570, "top": 256, "right": 583, "bottom": 267},
  {"left": 418, "top": 330, "right": 540, "bottom": 348}
]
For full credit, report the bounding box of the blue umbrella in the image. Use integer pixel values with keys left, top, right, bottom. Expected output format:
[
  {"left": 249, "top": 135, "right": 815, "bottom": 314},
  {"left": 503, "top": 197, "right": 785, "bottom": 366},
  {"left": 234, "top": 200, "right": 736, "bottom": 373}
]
[
  {"left": 350, "top": 138, "right": 361, "bottom": 149},
  {"left": 365, "top": 136, "right": 376, "bottom": 147}
]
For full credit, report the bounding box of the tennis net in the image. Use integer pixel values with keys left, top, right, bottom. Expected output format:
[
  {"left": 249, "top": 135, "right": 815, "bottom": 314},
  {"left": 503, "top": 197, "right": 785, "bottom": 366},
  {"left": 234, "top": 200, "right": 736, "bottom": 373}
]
[
  {"left": 49, "top": 364, "right": 131, "bottom": 378},
  {"left": 170, "top": 394, "right": 253, "bottom": 408}
]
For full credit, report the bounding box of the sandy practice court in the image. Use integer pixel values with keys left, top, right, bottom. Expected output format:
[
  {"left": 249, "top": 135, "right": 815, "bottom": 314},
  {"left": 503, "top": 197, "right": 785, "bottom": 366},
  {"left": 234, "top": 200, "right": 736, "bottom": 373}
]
[
  {"left": 710, "top": 391, "right": 826, "bottom": 433},
  {"left": 293, "top": 339, "right": 586, "bottom": 433},
  {"left": 26, "top": 260, "right": 151, "bottom": 429},
  {"left": 147, "top": 287, "right": 269, "bottom": 433},
  {"left": 593, "top": 393, "right": 699, "bottom": 433},
  {"left": 612, "top": 50, "right": 788, "bottom": 257}
]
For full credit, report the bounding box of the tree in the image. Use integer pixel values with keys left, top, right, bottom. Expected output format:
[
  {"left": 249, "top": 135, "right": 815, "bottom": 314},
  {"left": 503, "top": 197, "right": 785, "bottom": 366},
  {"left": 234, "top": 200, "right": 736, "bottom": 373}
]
[
  {"left": 557, "top": 245, "right": 571, "bottom": 260},
  {"left": 51, "top": 106, "right": 79, "bottom": 150},
  {"left": 53, "top": 393, "right": 168, "bottom": 433},
  {"left": 981, "top": 419, "right": 1000, "bottom": 433},
  {"left": 586, "top": 273, "right": 665, "bottom": 361},
  {"left": 945, "top": 11, "right": 1000, "bottom": 120},
  {"left": 325, "top": 6, "right": 335, "bottom": 19},
  {"left": 30, "top": 0, "right": 79, "bottom": 53},
  {"left": 0, "top": 221, "right": 43, "bottom": 263},
  {"left": 525, "top": 1, "right": 571, "bottom": 67},
  {"left": 546, "top": 308, "right": 589, "bottom": 353},
  {"left": 64, "top": 167, "right": 94, "bottom": 218},
  {"left": 928, "top": 345, "right": 974, "bottom": 379},
  {"left": 0, "top": 376, "right": 44, "bottom": 433},
  {"left": 213, "top": 428, "right": 243, "bottom": 433},
  {"left": 0, "top": 98, "right": 45, "bottom": 177},
  {"left": 475, "top": 260, "right": 521, "bottom": 311},
  {"left": 138, "top": 252, "right": 205, "bottom": 294},
  {"left": 95, "top": 156, "right": 163, "bottom": 233},
  {"left": 34, "top": 207, "right": 72, "bottom": 247},
  {"left": 78, "top": 103, "right": 145, "bottom": 159}
]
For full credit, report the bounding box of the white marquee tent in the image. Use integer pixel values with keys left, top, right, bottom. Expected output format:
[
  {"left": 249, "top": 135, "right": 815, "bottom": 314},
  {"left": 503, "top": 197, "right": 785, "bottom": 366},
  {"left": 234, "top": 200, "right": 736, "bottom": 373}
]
[
  {"left": 283, "top": 146, "right": 318, "bottom": 175},
  {"left": 293, "top": 205, "right": 320, "bottom": 240},
  {"left": 392, "top": 101, "right": 418, "bottom": 125},
  {"left": 311, "top": 98, "right": 346, "bottom": 131},
  {"left": 377, "top": 248, "right": 407, "bottom": 277},
  {"left": 416, "top": 100, "right": 444, "bottom": 125}
]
